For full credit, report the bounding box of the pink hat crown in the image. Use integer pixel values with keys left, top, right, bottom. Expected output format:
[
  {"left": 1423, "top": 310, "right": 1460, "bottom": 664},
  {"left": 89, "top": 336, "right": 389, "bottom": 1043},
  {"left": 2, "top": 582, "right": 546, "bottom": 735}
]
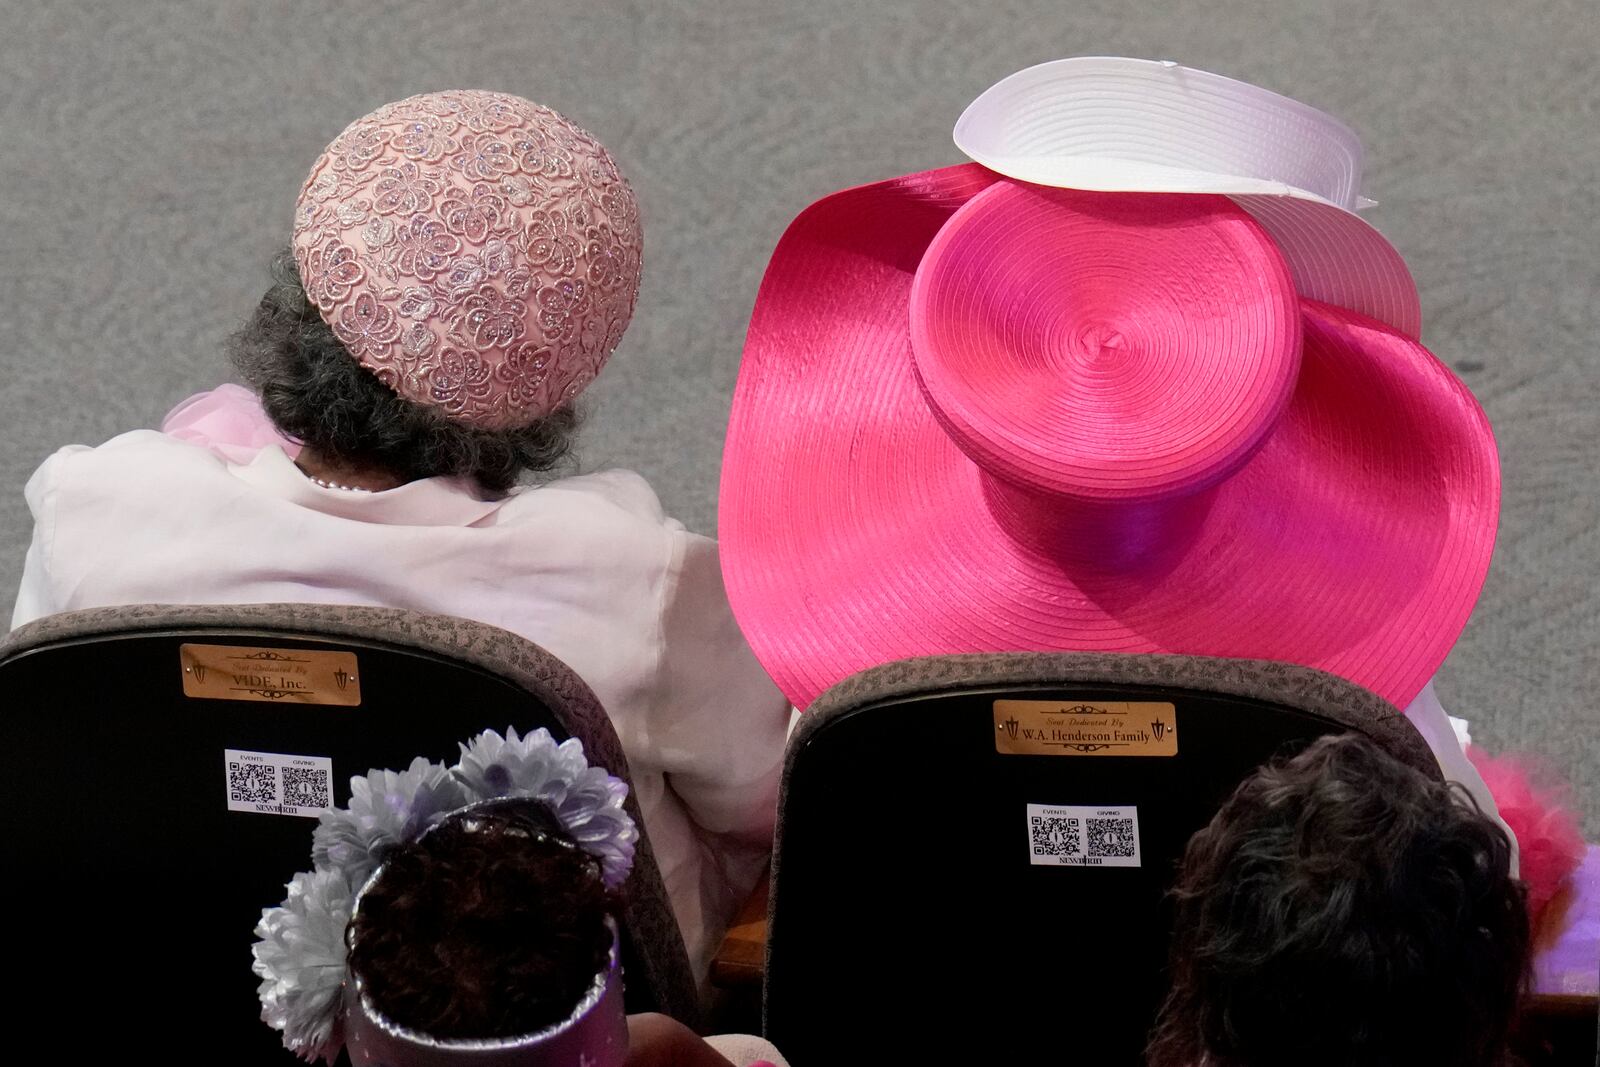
[
  {"left": 910, "top": 184, "right": 1302, "bottom": 508},
  {"left": 292, "top": 90, "right": 642, "bottom": 429}
]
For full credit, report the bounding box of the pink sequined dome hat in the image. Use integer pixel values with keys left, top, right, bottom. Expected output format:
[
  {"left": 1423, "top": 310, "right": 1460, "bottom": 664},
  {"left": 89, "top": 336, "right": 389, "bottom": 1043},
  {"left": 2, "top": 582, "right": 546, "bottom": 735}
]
[
  {"left": 292, "top": 90, "right": 642, "bottom": 430},
  {"left": 719, "top": 64, "right": 1500, "bottom": 714}
]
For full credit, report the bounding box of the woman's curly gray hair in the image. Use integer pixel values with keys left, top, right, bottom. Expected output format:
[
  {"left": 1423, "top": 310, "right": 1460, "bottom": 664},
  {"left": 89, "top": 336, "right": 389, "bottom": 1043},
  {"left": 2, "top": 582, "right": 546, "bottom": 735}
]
[{"left": 228, "top": 250, "right": 580, "bottom": 493}]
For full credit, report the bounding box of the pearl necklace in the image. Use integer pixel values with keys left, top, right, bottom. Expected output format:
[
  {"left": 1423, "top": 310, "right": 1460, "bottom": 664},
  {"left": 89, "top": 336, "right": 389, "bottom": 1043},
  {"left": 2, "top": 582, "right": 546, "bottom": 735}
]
[
  {"left": 308, "top": 475, "right": 373, "bottom": 493},
  {"left": 296, "top": 464, "right": 375, "bottom": 493}
]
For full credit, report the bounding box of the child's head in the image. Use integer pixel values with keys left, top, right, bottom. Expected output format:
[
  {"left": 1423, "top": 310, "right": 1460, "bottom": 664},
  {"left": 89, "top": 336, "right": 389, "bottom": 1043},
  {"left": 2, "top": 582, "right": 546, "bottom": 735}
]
[
  {"left": 254, "top": 729, "right": 638, "bottom": 1063},
  {"left": 347, "top": 797, "right": 615, "bottom": 1040},
  {"left": 1148, "top": 732, "right": 1529, "bottom": 1067}
]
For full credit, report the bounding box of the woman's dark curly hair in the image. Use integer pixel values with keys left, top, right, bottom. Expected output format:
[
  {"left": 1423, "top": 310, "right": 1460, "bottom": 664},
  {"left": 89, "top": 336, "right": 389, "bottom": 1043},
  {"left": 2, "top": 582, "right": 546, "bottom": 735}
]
[
  {"left": 347, "top": 798, "right": 615, "bottom": 1040},
  {"left": 228, "top": 250, "right": 579, "bottom": 493},
  {"left": 1146, "top": 732, "right": 1529, "bottom": 1067}
]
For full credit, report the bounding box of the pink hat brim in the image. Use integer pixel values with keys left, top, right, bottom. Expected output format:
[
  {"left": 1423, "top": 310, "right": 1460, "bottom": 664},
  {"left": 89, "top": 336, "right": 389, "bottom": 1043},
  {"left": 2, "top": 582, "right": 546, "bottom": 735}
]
[{"left": 719, "top": 165, "right": 1499, "bottom": 710}]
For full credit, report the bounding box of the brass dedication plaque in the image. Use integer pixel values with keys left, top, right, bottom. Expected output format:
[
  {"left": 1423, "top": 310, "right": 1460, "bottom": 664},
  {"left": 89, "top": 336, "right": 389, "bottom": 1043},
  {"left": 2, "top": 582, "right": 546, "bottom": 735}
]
[
  {"left": 181, "top": 643, "right": 361, "bottom": 706},
  {"left": 994, "top": 699, "right": 1177, "bottom": 756}
]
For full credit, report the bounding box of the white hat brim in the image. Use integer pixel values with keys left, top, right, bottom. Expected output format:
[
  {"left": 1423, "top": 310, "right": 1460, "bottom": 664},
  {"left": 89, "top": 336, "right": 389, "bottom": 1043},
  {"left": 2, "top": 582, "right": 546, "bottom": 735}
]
[{"left": 954, "top": 57, "right": 1421, "bottom": 337}]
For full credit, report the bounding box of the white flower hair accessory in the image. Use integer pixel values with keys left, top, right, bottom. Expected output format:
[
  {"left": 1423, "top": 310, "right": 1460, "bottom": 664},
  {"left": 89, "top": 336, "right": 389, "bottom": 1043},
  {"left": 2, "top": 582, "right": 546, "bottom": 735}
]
[
  {"left": 250, "top": 727, "right": 636, "bottom": 1062},
  {"left": 252, "top": 869, "right": 355, "bottom": 1064},
  {"left": 311, "top": 756, "right": 471, "bottom": 889},
  {"left": 454, "top": 726, "right": 637, "bottom": 888}
]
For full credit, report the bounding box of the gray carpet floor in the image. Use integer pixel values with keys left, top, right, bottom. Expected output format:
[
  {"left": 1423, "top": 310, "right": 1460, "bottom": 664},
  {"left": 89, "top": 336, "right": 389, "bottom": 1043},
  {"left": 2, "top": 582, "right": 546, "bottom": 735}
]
[{"left": 2, "top": 0, "right": 1595, "bottom": 834}]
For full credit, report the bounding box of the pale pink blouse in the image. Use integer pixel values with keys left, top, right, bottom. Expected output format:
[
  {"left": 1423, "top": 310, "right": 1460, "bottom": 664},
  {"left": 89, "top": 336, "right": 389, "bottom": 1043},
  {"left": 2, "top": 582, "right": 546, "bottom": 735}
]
[{"left": 12, "top": 386, "right": 791, "bottom": 983}]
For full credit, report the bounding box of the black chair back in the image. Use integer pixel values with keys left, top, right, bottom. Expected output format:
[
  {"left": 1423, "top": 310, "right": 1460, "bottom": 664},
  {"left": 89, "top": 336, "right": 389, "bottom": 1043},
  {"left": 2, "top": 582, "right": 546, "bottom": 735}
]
[
  {"left": 0, "top": 603, "right": 698, "bottom": 1062},
  {"left": 763, "top": 652, "right": 1437, "bottom": 1065}
]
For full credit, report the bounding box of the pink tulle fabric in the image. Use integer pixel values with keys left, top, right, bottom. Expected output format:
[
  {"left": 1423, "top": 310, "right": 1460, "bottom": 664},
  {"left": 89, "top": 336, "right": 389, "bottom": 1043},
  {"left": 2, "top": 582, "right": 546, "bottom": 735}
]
[
  {"left": 1467, "top": 745, "right": 1587, "bottom": 928},
  {"left": 160, "top": 385, "right": 300, "bottom": 464}
]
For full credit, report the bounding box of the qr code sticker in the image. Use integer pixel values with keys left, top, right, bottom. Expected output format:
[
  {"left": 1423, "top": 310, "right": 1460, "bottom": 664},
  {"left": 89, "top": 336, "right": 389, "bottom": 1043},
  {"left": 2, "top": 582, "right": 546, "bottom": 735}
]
[
  {"left": 228, "top": 761, "right": 277, "bottom": 803},
  {"left": 1086, "top": 817, "right": 1137, "bottom": 859},
  {"left": 281, "top": 766, "right": 331, "bottom": 809},
  {"left": 1026, "top": 803, "right": 1141, "bottom": 867},
  {"left": 225, "top": 749, "right": 334, "bottom": 818},
  {"left": 1030, "top": 815, "right": 1082, "bottom": 857}
]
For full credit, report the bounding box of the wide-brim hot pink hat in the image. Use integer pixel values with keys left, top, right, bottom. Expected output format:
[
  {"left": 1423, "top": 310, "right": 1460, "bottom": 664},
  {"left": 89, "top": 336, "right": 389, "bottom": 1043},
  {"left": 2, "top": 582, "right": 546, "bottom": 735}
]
[{"left": 720, "top": 160, "right": 1498, "bottom": 710}]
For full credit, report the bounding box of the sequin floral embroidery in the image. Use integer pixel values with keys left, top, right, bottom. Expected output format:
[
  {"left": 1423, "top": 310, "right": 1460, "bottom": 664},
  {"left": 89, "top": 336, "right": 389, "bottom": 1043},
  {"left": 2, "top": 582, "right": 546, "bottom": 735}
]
[
  {"left": 292, "top": 89, "right": 642, "bottom": 429},
  {"left": 334, "top": 292, "right": 403, "bottom": 361},
  {"left": 302, "top": 241, "right": 366, "bottom": 312},
  {"left": 373, "top": 162, "right": 444, "bottom": 216}
]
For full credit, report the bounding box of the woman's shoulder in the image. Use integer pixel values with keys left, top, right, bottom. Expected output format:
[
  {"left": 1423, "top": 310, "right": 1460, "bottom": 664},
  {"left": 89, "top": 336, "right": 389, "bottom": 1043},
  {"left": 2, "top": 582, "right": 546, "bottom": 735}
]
[
  {"left": 25, "top": 428, "right": 236, "bottom": 499},
  {"left": 30, "top": 384, "right": 287, "bottom": 486},
  {"left": 33, "top": 427, "right": 214, "bottom": 470},
  {"left": 506, "top": 469, "right": 681, "bottom": 529}
]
